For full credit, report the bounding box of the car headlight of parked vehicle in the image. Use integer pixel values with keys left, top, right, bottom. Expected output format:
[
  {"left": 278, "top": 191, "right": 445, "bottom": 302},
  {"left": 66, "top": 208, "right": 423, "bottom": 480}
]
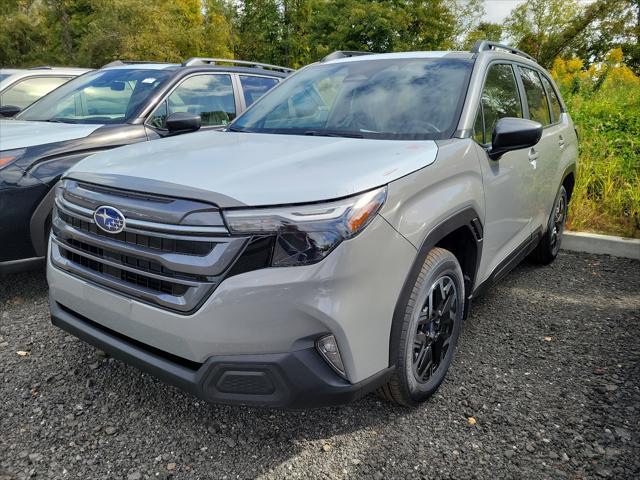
[
  {"left": 0, "top": 148, "right": 26, "bottom": 170},
  {"left": 223, "top": 186, "right": 387, "bottom": 267}
]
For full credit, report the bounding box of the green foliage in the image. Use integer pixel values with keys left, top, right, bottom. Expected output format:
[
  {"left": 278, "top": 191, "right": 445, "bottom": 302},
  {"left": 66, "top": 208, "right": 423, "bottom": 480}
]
[
  {"left": 554, "top": 54, "right": 640, "bottom": 238},
  {"left": 463, "top": 22, "right": 503, "bottom": 50}
]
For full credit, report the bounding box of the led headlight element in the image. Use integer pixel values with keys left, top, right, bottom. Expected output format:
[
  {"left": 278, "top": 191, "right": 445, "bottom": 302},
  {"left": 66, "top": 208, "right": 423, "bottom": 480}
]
[{"left": 223, "top": 187, "right": 387, "bottom": 267}]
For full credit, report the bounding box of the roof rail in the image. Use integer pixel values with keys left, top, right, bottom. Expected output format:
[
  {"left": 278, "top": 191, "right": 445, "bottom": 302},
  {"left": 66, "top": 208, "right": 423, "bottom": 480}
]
[
  {"left": 28, "top": 66, "right": 53, "bottom": 70},
  {"left": 320, "top": 51, "right": 377, "bottom": 62},
  {"left": 181, "top": 57, "right": 294, "bottom": 73},
  {"left": 471, "top": 40, "right": 536, "bottom": 62},
  {"left": 101, "top": 60, "right": 174, "bottom": 68}
]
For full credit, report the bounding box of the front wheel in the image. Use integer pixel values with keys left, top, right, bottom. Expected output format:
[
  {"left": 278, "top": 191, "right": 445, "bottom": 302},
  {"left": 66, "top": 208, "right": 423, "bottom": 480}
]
[
  {"left": 377, "top": 247, "right": 464, "bottom": 406},
  {"left": 530, "top": 185, "right": 568, "bottom": 265}
]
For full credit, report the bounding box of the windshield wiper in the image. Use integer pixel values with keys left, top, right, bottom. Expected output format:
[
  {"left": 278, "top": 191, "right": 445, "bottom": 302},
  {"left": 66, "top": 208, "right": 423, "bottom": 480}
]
[
  {"left": 227, "top": 125, "right": 250, "bottom": 132},
  {"left": 303, "top": 130, "right": 364, "bottom": 138},
  {"left": 47, "top": 118, "right": 77, "bottom": 124}
]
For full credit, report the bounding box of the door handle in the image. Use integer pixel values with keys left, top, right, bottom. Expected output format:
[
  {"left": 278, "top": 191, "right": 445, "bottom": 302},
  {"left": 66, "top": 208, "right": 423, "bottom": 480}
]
[{"left": 558, "top": 134, "right": 565, "bottom": 149}]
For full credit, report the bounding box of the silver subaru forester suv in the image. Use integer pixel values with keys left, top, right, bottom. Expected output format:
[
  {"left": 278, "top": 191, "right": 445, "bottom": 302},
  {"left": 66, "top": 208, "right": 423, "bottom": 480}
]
[{"left": 47, "top": 42, "right": 577, "bottom": 408}]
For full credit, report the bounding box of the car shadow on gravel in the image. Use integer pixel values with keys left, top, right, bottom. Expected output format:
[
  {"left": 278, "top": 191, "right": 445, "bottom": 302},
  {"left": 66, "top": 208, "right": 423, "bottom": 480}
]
[{"left": 2, "top": 251, "right": 639, "bottom": 479}]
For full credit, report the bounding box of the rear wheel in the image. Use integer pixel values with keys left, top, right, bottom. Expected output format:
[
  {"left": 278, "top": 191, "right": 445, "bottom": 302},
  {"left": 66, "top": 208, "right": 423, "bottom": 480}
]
[
  {"left": 377, "top": 248, "right": 464, "bottom": 406},
  {"left": 531, "top": 185, "right": 568, "bottom": 265}
]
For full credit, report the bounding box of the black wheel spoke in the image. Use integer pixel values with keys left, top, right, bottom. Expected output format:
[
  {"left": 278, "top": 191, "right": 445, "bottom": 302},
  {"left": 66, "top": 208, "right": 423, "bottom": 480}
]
[{"left": 411, "top": 274, "right": 459, "bottom": 384}]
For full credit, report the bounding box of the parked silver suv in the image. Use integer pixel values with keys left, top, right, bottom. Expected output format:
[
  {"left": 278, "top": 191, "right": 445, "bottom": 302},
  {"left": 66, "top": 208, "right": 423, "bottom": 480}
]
[{"left": 47, "top": 42, "right": 577, "bottom": 408}]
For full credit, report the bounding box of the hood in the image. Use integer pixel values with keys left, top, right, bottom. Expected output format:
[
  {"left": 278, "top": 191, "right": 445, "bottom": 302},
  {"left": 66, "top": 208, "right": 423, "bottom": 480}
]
[
  {"left": 67, "top": 131, "right": 439, "bottom": 207},
  {"left": 0, "top": 120, "right": 103, "bottom": 151}
]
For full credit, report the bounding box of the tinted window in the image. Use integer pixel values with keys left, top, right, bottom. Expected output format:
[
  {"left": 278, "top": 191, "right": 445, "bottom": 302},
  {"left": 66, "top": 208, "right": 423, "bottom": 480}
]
[
  {"left": 148, "top": 74, "right": 235, "bottom": 129},
  {"left": 16, "top": 69, "right": 172, "bottom": 123},
  {"left": 519, "top": 67, "right": 551, "bottom": 126},
  {"left": 476, "top": 64, "right": 522, "bottom": 144},
  {"left": 231, "top": 59, "right": 473, "bottom": 140},
  {"left": 541, "top": 75, "right": 562, "bottom": 123},
  {"left": 0, "top": 76, "right": 69, "bottom": 109},
  {"left": 239, "top": 75, "right": 279, "bottom": 107}
]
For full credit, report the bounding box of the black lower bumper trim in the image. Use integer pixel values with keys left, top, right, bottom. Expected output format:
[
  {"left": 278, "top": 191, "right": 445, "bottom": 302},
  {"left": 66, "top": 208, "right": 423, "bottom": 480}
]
[{"left": 50, "top": 300, "right": 392, "bottom": 408}]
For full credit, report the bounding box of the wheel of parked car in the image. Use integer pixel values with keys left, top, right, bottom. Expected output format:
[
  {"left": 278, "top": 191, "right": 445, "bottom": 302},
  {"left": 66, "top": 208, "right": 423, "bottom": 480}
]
[
  {"left": 531, "top": 185, "right": 568, "bottom": 265},
  {"left": 378, "top": 247, "right": 465, "bottom": 406}
]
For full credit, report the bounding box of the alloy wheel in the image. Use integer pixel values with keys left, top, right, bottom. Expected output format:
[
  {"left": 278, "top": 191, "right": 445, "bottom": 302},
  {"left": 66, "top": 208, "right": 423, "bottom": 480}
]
[{"left": 412, "top": 275, "right": 458, "bottom": 383}]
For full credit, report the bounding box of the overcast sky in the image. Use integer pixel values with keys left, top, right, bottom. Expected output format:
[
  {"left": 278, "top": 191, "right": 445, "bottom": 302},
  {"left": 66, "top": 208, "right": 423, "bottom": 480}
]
[
  {"left": 481, "top": 0, "right": 596, "bottom": 24},
  {"left": 482, "top": 0, "right": 527, "bottom": 23}
]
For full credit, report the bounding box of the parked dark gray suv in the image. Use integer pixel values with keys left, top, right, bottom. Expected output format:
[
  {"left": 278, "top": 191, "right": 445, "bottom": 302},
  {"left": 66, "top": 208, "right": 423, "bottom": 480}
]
[{"left": 0, "top": 58, "right": 291, "bottom": 273}]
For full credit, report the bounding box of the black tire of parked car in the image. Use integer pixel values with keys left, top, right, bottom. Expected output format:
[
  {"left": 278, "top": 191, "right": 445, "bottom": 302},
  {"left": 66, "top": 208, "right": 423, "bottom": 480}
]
[
  {"left": 530, "top": 185, "right": 568, "bottom": 265},
  {"left": 378, "top": 247, "right": 465, "bottom": 406}
]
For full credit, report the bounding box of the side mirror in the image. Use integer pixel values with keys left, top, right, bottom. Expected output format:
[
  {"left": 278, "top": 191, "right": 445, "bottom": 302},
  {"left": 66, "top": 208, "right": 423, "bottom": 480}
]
[
  {"left": 0, "top": 105, "right": 21, "bottom": 118},
  {"left": 489, "top": 117, "right": 542, "bottom": 159},
  {"left": 166, "top": 112, "right": 201, "bottom": 134}
]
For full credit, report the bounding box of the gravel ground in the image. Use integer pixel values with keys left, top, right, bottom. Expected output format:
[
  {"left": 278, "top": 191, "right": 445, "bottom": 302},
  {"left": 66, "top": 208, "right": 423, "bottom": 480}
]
[{"left": 1, "top": 251, "right": 639, "bottom": 480}]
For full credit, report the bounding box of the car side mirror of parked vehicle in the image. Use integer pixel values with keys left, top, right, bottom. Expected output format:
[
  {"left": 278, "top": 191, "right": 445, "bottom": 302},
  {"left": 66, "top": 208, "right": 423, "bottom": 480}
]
[
  {"left": 489, "top": 117, "right": 542, "bottom": 160},
  {"left": 166, "top": 112, "right": 201, "bottom": 134},
  {"left": 0, "top": 105, "right": 21, "bottom": 118}
]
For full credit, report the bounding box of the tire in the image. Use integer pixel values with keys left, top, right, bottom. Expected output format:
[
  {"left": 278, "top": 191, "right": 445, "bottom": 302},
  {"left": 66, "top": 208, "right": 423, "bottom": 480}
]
[
  {"left": 377, "top": 247, "right": 465, "bottom": 406},
  {"left": 530, "top": 185, "right": 568, "bottom": 265}
]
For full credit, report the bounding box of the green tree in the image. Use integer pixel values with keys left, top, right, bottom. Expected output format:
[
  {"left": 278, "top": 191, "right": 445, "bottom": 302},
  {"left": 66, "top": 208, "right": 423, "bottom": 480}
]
[{"left": 463, "top": 22, "right": 503, "bottom": 49}]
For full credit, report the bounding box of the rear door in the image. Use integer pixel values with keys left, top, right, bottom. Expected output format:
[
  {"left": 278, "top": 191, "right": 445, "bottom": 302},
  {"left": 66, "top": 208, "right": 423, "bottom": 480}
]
[
  {"left": 236, "top": 74, "right": 280, "bottom": 110},
  {"left": 516, "top": 66, "right": 557, "bottom": 234},
  {"left": 473, "top": 62, "right": 537, "bottom": 283}
]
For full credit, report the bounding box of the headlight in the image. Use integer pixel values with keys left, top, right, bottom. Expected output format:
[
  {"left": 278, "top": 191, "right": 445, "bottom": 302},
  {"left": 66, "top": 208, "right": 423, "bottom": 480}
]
[
  {"left": 223, "top": 186, "right": 387, "bottom": 267},
  {"left": 0, "top": 148, "right": 26, "bottom": 170}
]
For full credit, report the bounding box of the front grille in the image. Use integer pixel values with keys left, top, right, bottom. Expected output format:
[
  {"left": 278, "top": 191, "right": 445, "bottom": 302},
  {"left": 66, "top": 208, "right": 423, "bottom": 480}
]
[
  {"left": 60, "top": 247, "right": 188, "bottom": 296},
  {"left": 50, "top": 180, "right": 248, "bottom": 313},
  {"left": 58, "top": 211, "right": 215, "bottom": 256}
]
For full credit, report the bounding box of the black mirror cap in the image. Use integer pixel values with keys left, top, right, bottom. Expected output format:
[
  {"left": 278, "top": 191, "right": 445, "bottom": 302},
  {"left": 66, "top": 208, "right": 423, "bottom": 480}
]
[
  {"left": 489, "top": 117, "right": 542, "bottom": 159},
  {"left": 0, "top": 105, "right": 22, "bottom": 118},
  {"left": 166, "top": 112, "right": 201, "bottom": 134}
]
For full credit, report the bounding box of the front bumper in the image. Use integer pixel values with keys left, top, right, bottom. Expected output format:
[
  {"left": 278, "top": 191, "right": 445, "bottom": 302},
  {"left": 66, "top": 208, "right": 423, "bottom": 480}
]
[
  {"left": 50, "top": 300, "right": 392, "bottom": 408},
  {"left": 48, "top": 215, "right": 417, "bottom": 384}
]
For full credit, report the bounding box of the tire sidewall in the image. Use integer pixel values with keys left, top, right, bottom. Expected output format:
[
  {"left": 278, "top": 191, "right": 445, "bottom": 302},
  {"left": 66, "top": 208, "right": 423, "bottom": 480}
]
[
  {"left": 399, "top": 252, "right": 465, "bottom": 404},
  {"left": 550, "top": 186, "right": 568, "bottom": 257}
]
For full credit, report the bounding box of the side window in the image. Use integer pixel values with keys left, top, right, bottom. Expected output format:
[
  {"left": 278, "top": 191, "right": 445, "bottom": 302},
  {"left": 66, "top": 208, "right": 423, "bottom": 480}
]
[
  {"left": 473, "top": 106, "right": 485, "bottom": 144},
  {"left": 476, "top": 63, "right": 522, "bottom": 144},
  {"left": 541, "top": 75, "right": 562, "bottom": 123},
  {"left": 519, "top": 67, "right": 552, "bottom": 126},
  {"left": 239, "top": 75, "right": 279, "bottom": 107},
  {"left": 148, "top": 74, "right": 235, "bottom": 129},
  {"left": 0, "top": 76, "right": 70, "bottom": 109}
]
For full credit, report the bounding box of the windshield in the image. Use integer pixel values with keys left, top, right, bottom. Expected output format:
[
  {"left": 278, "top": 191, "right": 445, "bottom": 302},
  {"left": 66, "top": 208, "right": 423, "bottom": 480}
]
[
  {"left": 230, "top": 58, "right": 473, "bottom": 140},
  {"left": 16, "top": 68, "right": 173, "bottom": 124},
  {"left": 0, "top": 74, "right": 12, "bottom": 82}
]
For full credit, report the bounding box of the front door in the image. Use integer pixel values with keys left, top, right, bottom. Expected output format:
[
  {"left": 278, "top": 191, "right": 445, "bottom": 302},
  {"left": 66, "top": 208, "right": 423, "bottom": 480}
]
[{"left": 473, "top": 62, "right": 537, "bottom": 284}]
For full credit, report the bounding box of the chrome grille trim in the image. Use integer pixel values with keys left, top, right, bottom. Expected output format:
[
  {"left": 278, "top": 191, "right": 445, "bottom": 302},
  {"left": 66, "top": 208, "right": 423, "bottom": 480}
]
[
  {"left": 50, "top": 183, "right": 249, "bottom": 313},
  {"left": 55, "top": 196, "right": 229, "bottom": 235}
]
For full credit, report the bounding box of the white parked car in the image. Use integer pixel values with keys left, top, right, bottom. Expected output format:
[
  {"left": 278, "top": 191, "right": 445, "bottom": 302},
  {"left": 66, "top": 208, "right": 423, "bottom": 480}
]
[{"left": 0, "top": 67, "right": 91, "bottom": 115}]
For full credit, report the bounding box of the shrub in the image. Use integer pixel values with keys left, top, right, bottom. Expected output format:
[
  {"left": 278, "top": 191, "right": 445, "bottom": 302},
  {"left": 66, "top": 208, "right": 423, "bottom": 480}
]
[{"left": 552, "top": 49, "right": 640, "bottom": 238}]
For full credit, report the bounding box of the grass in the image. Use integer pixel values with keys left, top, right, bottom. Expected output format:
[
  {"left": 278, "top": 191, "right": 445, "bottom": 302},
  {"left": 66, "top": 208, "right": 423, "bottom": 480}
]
[{"left": 561, "top": 78, "right": 640, "bottom": 238}]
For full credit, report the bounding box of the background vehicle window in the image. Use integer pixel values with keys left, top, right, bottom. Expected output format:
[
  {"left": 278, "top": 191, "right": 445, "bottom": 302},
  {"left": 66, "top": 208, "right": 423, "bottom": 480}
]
[
  {"left": 148, "top": 74, "right": 235, "bottom": 128},
  {"left": 541, "top": 75, "right": 562, "bottom": 123},
  {"left": 519, "top": 67, "right": 552, "bottom": 126},
  {"left": 0, "top": 76, "right": 69, "bottom": 108},
  {"left": 478, "top": 64, "right": 523, "bottom": 143},
  {"left": 239, "top": 75, "right": 278, "bottom": 107},
  {"left": 16, "top": 69, "right": 172, "bottom": 124}
]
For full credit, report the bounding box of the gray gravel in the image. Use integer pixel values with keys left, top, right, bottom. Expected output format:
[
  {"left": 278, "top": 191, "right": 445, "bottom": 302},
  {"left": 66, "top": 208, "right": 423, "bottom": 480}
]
[{"left": 1, "top": 251, "right": 639, "bottom": 480}]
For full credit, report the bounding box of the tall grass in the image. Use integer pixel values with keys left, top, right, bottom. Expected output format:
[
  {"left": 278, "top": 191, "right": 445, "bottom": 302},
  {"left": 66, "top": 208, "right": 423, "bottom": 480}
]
[{"left": 553, "top": 53, "right": 640, "bottom": 238}]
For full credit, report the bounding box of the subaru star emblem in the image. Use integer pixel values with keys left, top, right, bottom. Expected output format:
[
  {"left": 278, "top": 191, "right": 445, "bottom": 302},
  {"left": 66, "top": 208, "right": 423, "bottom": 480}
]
[{"left": 94, "top": 206, "right": 125, "bottom": 234}]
